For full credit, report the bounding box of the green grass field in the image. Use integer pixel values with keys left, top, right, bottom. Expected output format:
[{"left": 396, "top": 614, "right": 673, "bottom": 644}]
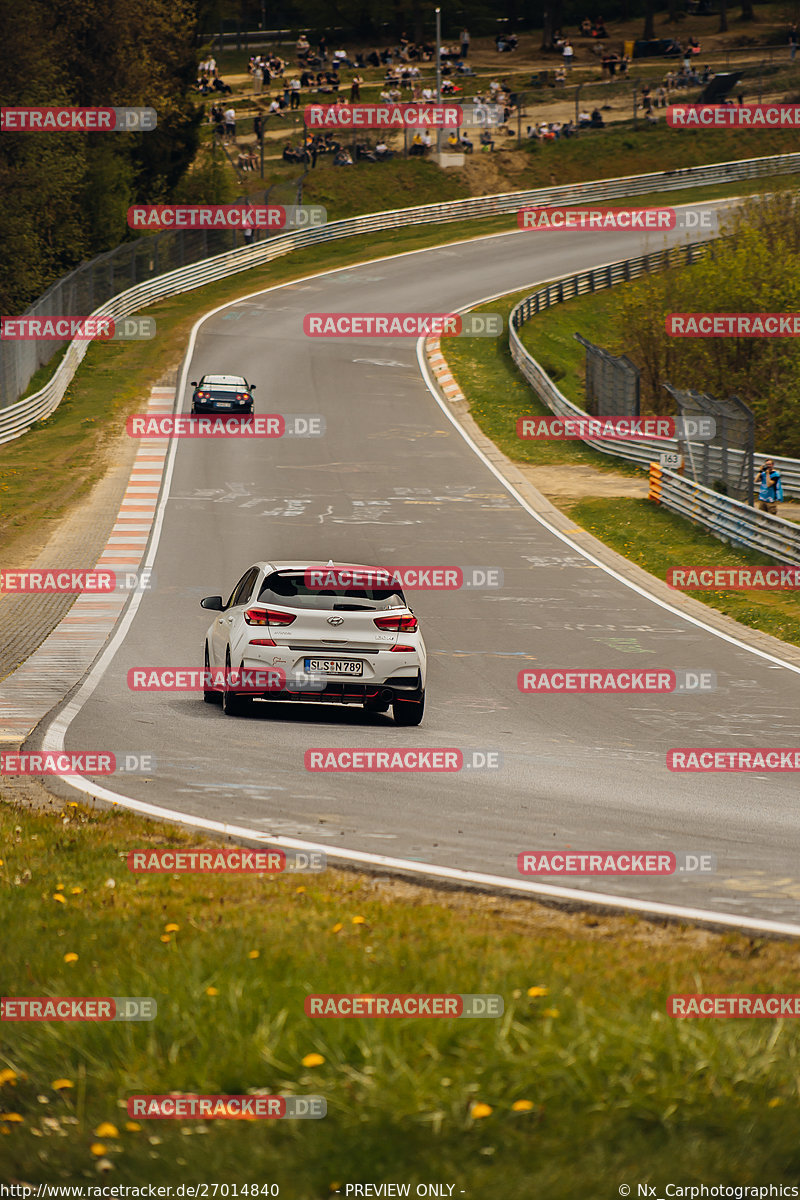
[{"left": 1, "top": 798, "right": 799, "bottom": 1191}]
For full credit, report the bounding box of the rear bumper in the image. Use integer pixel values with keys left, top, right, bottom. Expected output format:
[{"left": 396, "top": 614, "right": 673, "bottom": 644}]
[
  {"left": 234, "top": 675, "right": 423, "bottom": 706},
  {"left": 192, "top": 402, "right": 253, "bottom": 414}
]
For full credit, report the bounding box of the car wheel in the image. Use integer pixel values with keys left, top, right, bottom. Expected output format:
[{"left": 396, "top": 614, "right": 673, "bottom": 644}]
[
  {"left": 392, "top": 691, "right": 425, "bottom": 726},
  {"left": 203, "top": 645, "right": 221, "bottom": 705},
  {"left": 222, "top": 650, "right": 251, "bottom": 717}
]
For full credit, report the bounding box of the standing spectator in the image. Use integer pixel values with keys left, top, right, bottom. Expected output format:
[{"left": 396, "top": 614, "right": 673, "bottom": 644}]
[
  {"left": 563, "top": 39, "right": 574, "bottom": 70},
  {"left": 253, "top": 113, "right": 263, "bottom": 141},
  {"left": 253, "top": 65, "right": 263, "bottom": 94},
  {"left": 790, "top": 24, "right": 798, "bottom": 60},
  {"left": 460, "top": 27, "right": 470, "bottom": 57},
  {"left": 756, "top": 460, "right": 783, "bottom": 515},
  {"left": 350, "top": 73, "right": 362, "bottom": 101},
  {"left": 223, "top": 106, "right": 236, "bottom": 141},
  {"left": 290, "top": 77, "right": 301, "bottom": 108},
  {"left": 318, "top": 34, "right": 328, "bottom": 59}
]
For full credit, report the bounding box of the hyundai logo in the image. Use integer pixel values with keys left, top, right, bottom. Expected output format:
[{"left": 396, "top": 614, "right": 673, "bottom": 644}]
[{"left": 327, "top": 616, "right": 344, "bottom": 626}]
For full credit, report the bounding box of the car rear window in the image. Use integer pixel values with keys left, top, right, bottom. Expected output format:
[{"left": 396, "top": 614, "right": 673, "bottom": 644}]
[{"left": 258, "top": 572, "right": 406, "bottom": 611}]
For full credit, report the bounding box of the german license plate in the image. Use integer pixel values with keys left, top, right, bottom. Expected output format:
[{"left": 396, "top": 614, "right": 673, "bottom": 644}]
[
  {"left": 215, "top": 401, "right": 232, "bottom": 407},
  {"left": 305, "top": 658, "right": 363, "bottom": 676}
]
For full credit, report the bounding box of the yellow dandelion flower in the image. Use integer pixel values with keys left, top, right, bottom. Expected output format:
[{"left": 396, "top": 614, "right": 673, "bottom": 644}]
[
  {"left": 90, "top": 1142, "right": 107, "bottom": 1156},
  {"left": 512, "top": 1100, "right": 535, "bottom": 1112},
  {"left": 70, "top": 887, "right": 82, "bottom": 895},
  {"left": 160, "top": 935, "right": 171, "bottom": 943},
  {"left": 53, "top": 894, "right": 66, "bottom": 905},
  {"left": 0, "top": 1113, "right": 23, "bottom": 1122},
  {"left": 51, "top": 1080, "right": 74, "bottom": 1091},
  {"left": 55, "top": 884, "right": 64, "bottom": 891},
  {"left": 0, "top": 1070, "right": 18, "bottom": 1086},
  {"left": 470, "top": 1102, "right": 493, "bottom": 1119},
  {"left": 301, "top": 1053, "right": 325, "bottom": 1068},
  {"left": 63, "top": 953, "right": 78, "bottom": 964},
  {"left": 248, "top": 950, "right": 260, "bottom": 959},
  {"left": 164, "top": 924, "right": 179, "bottom": 933},
  {"left": 205, "top": 987, "right": 219, "bottom": 996},
  {"left": 296, "top": 886, "right": 306, "bottom": 894},
  {"left": 527, "top": 986, "right": 548, "bottom": 997},
  {"left": 352, "top": 916, "right": 366, "bottom": 925},
  {"left": 542, "top": 1007, "right": 560, "bottom": 1018},
  {"left": 125, "top": 1121, "right": 142, "bottom": 1131},
  {"left": 94, "top": 1123, "right": 119, "bottom": 1138},
  {"left": 331, "top": 923, "right": 343, "bottom": 933},
  {"left": 768, "top": 1098, "right": 782, "bottom": 1108}
]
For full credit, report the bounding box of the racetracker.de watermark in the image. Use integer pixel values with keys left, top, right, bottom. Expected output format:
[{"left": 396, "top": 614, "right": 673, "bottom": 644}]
[
  {"left": 303, "top": 566, "right": 502, "bottom": 589},
  {"left": 1, "top": 997, "right": 156, "bottom": 1021},
  {"left": 520, "top": 420, "right": 719, "bottom": 444},
  {"left": 517, "top": 416, "right": 716, "bottom": 440},
  {"left": 517, "top": 851, "right": 716, "bottom": 875},
  {"left": 518, "top": 669, "right": 716, "bottom": 693},
  {"left": 667, "top": 748, "right": 800, "bottom": 771},
  {"left": 0, "top": 569, "right": 153, "bottom": 593},
  {"left": 304, "top": 103, "right": 462, "bottom": 128},
  {"left": 304, "top": 749, "right": 501, "bottom": 771},
  {"left": 305, "top": 994, "right": 503, "bottom": 1017},
  {"left": 303, "top": 313, "right": 501, "bottom": 337},
  {"left": 668, "top": 567, "right": 800, "bottom": 590},
  {"left": 128, "top": 668, "right": 286, "bottom": 691},
  {"left": 127, "top": 1095, "right": 325, "bottom": 1119},
  {"left": 668, "top": 102, "right": 800, "bottom": 127},
  {"left": 667, "top": 313, "right": 800, "bottom": 337},
  {"left": 1, "top": 752, "right": 115, "bottom": 775},
  {"left": 126, "top": 414, "right": 324, "bottom": 438},
  {"left": 517, "top": 206, "right": 716, "bottom": 231},
  {"left": 128, "top": 204, "right": 326, "bottom": 230},
  {"left": 0, "top": 316, "right": 155, "bottom": 340},
  {"left": 127, "top": 848, "right": 326, "bottom": 873},
  {"left": 669, "top": 994, "right": 800, "bottom": 1017},
  {"left": 0, "top": 107, "right": 157, "bottom": 131}
]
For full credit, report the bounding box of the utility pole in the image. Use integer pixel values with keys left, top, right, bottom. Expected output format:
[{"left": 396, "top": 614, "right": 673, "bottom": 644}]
[{"left": 435, "top": 7, "right": 442, "bottom": 155}]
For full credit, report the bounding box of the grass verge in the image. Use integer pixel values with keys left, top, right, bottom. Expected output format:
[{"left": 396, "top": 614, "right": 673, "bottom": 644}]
[
  {"left": 1, "top": 796, "right": 799, "bottom": 1191},
  {"left": 444, "top": 289, "right": 800, "bottom": 647}
]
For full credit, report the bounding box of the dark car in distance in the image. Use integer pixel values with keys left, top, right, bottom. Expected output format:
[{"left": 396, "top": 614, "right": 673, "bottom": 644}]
[{"left": 190, "top": 374, "right": 256, "bottom": 415}]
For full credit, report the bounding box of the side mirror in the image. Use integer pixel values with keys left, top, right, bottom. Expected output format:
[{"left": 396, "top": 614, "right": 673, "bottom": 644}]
[
  {"left": 190, "top": 381, "right": 198, "bottom": 387},
  {"left": 249, "top": 383, "right": 257, "bottom": 390},
  {"left": 200, "top": 595, "right": 224, "bottom": 611}
]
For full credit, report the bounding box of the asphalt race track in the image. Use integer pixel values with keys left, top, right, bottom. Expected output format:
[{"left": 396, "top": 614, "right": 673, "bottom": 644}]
[{"left": 38, "top": 215, "right": 800, "bottom": 928}]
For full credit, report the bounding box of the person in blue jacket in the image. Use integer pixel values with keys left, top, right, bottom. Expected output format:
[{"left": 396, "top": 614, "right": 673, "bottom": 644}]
[{"left": 756, "top": 459, "right": 783, "bottom": 515}]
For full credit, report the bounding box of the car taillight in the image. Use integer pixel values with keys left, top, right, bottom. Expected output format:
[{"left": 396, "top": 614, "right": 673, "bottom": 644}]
[
  {"left": 245, "top": 607, "right": 295, "bottom": 628},
  {"left": 391, "top": 644, "right": 415, "bottom": 653},
  {"left": 197, "top": 391, "right": 209, "bottom": 398},
  {"left": 249, "top": 637, "right": 276, "bottom": 646},
  {"left": 373, "top": 614, "right": 418, "bottom": 632},
  {"left": 236, "top": 393, "right": 249, "bottom": 401}
]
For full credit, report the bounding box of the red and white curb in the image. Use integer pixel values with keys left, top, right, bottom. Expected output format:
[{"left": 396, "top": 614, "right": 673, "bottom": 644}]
[
  {"left": 425, "top": 337, "right": 465, "bottom": 403},
  {"left": 0, "top": 387, "right": 174, "bottom": 746}
]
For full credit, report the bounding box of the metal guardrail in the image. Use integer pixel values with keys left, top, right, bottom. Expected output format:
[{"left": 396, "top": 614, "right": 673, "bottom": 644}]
[
  {"left": 509, "top": 243, "right": 800, "bottom": 500},
  {"left": 3, "top": 151, "right": 800, "bottom": 447},
  {"left": 649, "top": 462, "right": 800, "bottom": 565}
]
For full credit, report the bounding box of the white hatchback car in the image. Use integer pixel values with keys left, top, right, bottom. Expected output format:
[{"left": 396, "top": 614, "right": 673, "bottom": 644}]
[{"left": 201, "top": 561, "right": 427, "bottom": 725}]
